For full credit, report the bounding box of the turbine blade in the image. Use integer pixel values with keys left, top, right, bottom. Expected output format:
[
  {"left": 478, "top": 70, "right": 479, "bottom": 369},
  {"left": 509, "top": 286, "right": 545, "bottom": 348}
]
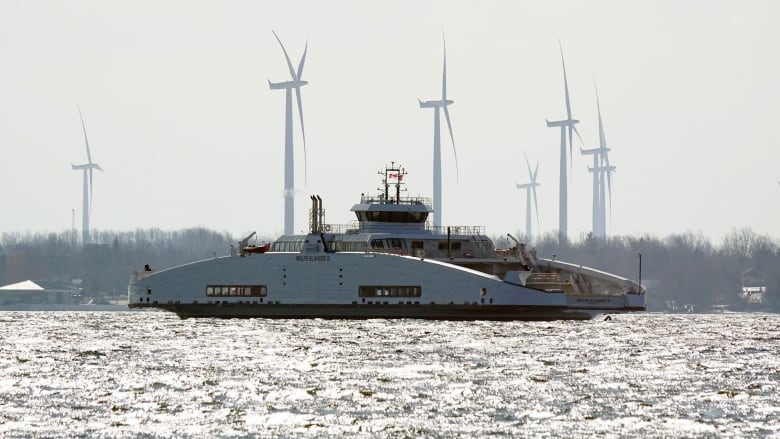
[
  {"left": 77, "top": 105, "right": 93, "bottom": 165},
  {"left": 272, "top": 30, "right": 298, "bottom": 80},
  {"left": 572, "top": 125, "right": 584, "bottom": 146},
  {"left": 532, "top": 185, "right": 540, "bottom": 229},
  {"left": 594, "top": 77, "right": 607, "bottom": 149},
  {"left": 533, "top": 160, "right": 539, "bottom": 183},
  {"left": 600, "top": 121, "right": 607, "bottom": 149},
  {"left": 443, "top": 105, "right": 458, "bottom": 181},
  {"left": 297, "top": 39, "right": 308, "bottom": 80},
  {"left": 523, "top": 152, "right": 534, "bottom": 181},
  {"left": 559, "top": 42, "right": 572, "bottom": 121},
  {"left": 441, "top": 36, "right": 447, "bottom": 99},
  {"left": 295, "top": 87, "right": 307, "bottom": 185}
]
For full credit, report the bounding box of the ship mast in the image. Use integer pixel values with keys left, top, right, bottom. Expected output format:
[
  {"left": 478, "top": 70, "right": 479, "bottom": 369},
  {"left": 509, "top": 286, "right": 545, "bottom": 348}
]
[{"left": 381, "top": 162, "right": 407, "bottom": 203}]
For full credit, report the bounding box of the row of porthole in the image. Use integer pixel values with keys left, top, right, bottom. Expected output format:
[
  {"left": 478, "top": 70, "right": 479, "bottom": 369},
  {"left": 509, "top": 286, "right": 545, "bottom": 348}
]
[
  {"left": 352, "top": 299, "right": 493, "bottom": 305},
  {"left": 353, "top": 300, "right": 494, "bottom": 305},
  {"left": 204, "top": 300, "right": 283, "bottom": 305},
  {"left": 360, "top": 300, "right": 422, "bottom": 305}
]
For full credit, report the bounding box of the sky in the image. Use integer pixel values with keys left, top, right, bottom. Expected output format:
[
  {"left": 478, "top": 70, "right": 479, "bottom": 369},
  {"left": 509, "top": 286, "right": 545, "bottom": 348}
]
[{"left": 1, "top": 0, "right": 778, "bottom": 244}]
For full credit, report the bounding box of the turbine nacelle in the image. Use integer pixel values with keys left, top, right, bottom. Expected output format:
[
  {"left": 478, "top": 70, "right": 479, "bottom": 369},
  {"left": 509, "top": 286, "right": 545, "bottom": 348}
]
[
  {"left": 580, "top": 147, "right": 609, "bottom": 156},
  {"left": 268, "top": 79, "right": 308, "bottom": 90},
  {"left": 419, "top": 99, "right": 454, "bottom": 108},
  {"left": 71, "top": 163, "right": 102, "bottom": 171},
  {"left": 516, "top": 182, "right": 540, "bottom": 189},
  {"left": 546, "top": 118, "right": 579, "bottom": 128}
]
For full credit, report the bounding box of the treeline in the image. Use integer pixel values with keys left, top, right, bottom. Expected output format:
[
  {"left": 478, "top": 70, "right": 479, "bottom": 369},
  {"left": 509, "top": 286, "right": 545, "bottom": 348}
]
[
  {"left": 0, "top": 228, "right": 268, "bottom": 298},
  {"left": 1, "top": 227, "right": 778, "bottom": 312}
]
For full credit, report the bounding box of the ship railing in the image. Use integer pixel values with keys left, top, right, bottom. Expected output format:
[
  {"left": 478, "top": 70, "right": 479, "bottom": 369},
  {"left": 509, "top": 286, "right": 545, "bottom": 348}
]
[
  {"left": 526, "top": 272, "right": 563, "bottom": 283},
  {"left": 429, "top": 225, "right": 486, "bottom": 236},
  {"left": 524, "top": 272, "right": 570, "bottom": 290},
  {"left": 315, "top": 223, "right": 350, "bottom": 234},
  {"left": 360, "top": 195, "right": 432, "bottom": 206},
  {"left": 365, "top": 247, "right": 409, "bottom": 257}
]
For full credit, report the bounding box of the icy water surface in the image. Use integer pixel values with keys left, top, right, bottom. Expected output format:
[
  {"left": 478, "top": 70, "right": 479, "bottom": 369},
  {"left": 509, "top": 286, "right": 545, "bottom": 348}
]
[{"left": 1, "top": 311, "right": 779, "bottom": 438}]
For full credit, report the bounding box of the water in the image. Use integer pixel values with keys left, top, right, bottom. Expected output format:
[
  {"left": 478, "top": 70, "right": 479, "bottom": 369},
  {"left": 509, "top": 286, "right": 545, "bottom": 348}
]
[{"left": 1, "top": 311, "right": 778, "bottom": 438}]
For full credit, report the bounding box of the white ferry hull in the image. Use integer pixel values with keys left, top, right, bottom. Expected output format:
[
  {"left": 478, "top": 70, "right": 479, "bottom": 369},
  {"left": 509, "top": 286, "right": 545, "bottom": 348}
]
[{"left": 128, "top": 251, "right": 642, "bottom": 321}]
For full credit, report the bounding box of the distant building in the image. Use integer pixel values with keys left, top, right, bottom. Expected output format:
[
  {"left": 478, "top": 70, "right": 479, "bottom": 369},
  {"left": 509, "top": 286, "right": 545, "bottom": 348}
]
[
  {"left": 0, "top": 280, "right": 81, "bottom": 307},
  {"left": 740, "top": 268, "right": 767, "bottom": 306}
]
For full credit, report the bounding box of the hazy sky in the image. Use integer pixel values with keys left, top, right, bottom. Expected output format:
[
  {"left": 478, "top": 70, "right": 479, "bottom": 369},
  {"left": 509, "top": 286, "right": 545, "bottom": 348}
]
[{"left": 1, "top": 1, "right": 778, "bottom": 243}]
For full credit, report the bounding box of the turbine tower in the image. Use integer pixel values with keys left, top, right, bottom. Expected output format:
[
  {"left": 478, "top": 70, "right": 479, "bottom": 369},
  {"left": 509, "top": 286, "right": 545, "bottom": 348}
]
[
  {"left": 269, "top": 30, "right": 308, "bottom": 235},
  {"left": 419, "top": 36, "right": 458, "bottom": 229},
  {"left": 71, "top": 106, "right": 102, "bottom": 244},
  {"left": 515, "top": 153, "right": 540, "bottom": 243},
  {"left": 545, "top": 42, "right": 580, "bottom": 243}
]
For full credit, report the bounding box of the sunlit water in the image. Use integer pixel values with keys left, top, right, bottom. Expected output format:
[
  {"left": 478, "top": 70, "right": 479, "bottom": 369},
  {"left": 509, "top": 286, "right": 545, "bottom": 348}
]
[{"left": 1, "top": 311, "right": 778, "bottom": 438}]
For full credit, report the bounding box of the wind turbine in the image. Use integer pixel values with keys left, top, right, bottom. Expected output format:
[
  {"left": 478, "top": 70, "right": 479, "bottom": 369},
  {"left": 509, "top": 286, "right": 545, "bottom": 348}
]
[
  {"left": 516, "top": 153, "right": 541, "bottom": 243},
  {"left": 581, "top": 145, "right": 606, "bottom": 238},
  {"left": 419, "top": 36, "right": 458, "bottom": 230},
  {"left": 71, "top": 106, "right": 102, "bottom": 244},
  {"left": 545, "top": 42, "right": 580, "bottom": 243},
  {"left": 594, "top": 80, "right": 615, "bottom": 238},
  {"left": 582, "top": 79, "right": 615, "bottom": 239},
  {"left": 269, "top": 30, "right": 308, "bottom": 236}
]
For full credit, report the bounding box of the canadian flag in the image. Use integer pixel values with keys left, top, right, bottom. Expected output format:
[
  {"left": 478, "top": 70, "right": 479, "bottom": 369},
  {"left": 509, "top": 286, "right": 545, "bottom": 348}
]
[{"left": 388, "top": 173, "right": 403, "bottom": 182}]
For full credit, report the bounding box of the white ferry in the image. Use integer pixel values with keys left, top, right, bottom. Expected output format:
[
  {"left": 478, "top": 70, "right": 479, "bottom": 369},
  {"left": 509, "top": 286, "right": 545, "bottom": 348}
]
[{"left": 128, "top": 163, "right": 645, "bottom": 320}]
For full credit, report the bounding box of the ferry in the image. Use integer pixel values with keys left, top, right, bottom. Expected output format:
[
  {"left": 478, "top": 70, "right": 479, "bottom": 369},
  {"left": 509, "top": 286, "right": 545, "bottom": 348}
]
[{"left": 128, "top": 163, "right": 645, "bottom": 320}]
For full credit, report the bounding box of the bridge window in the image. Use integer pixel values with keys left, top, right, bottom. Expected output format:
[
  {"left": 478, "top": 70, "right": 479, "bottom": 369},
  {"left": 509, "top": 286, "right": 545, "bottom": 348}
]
[{"left": 357, "top": 211, "right": 428, "bottom": 223}]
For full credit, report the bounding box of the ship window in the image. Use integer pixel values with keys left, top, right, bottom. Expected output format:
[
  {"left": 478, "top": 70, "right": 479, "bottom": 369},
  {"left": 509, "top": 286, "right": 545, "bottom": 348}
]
[
  {"left": 371, "top": 239, "right": 385, "bottom": 249},
  {"left": 250, "top": 286, "right": 267, "bottom": 296},
  {"left": 206, "top": 285, "right": 268, "bottom": 297},
  {"left": 437, "top": 241, "right": 462, "bottom": 251},
  {"left": 271, "top": 239, "right": 304, "bottom": 252},
  {"left": 358, "top": 211, "right": 428, "bottom": 223},
  {"left": 411, "top": 241, "right": 424, "bottom": 249},
  {"left": 358, "top": 285, "right": 421, "bottom": 298},
  {"left": 332, "top": 241, "right": 367, "bottom": 252}
]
